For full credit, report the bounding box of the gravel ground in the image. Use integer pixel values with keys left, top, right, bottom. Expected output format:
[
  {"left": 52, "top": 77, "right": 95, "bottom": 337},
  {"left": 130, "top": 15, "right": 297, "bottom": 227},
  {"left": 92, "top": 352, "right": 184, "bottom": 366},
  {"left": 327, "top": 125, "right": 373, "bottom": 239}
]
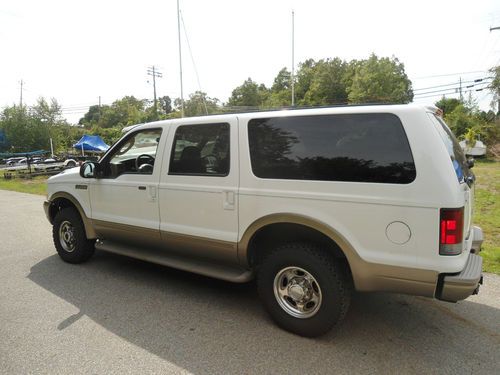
[{"left": 0, "top": 189, "right": 499, "bottom": 375}]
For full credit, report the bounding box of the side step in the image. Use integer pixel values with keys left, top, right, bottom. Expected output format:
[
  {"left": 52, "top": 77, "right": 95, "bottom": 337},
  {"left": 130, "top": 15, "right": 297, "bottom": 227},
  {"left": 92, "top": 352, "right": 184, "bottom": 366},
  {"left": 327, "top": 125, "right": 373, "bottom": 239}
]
[{"left": 95, "top": 240, "right": 253, "bottom": 283}]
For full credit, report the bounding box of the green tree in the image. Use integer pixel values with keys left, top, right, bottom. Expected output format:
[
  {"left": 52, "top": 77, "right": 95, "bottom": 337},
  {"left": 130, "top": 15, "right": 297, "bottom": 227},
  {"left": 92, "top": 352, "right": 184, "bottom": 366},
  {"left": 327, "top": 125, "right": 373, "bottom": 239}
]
[
  {"left": 159, "top": 96, "right": 172, "bottom": 116},
  {"left": 303, "top": 58, "right": 349, "bottom": 105},
  {"left": 0, "top": 98, "right": 70, "bottom": 153},
  {"left": 347, "top": 54, "right": 413, "bottom": 104},
  {"left": 78, "top": 105, "right": 101, "bottom": 128},
  {"left": 179, "top": 91, "right": 220, "bottom": 117},
  {"left": 489, "top": 65, "right": 500, "bottom": 115},
  {"left": 227, "top": 78, "right": 269, "bottom": 108},
  {"left": 294, "top": 59, "right": 316, "bottom": 104},
  {"left": 101, "top": 96, "right": 146, "bottom": 128},
  {"left": 435, "top": 97, "right": 462, "bottom": 116}
]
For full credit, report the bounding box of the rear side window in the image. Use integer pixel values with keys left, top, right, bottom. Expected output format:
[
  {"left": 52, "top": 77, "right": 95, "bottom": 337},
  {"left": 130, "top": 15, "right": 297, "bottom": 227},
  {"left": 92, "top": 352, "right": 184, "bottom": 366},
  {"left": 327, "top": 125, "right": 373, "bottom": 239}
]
[
  {"left": 429, "top": 114, "right": 469, "bottom": 182},
  {"left": 169, "top": 123, "right": 230, "bottom": 176},
  {"left": 248, "top": 113, "right": 416, "bottom": 184}
]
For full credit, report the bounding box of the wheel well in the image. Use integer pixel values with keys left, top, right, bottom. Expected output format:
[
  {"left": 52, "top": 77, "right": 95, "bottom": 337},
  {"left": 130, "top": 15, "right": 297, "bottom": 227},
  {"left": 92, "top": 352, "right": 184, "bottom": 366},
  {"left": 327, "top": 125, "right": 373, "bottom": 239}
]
[
  {"left": 247, "top": 223, "right": 351, "bottom": 273},
  {"left": 48, "top": 198, "right": 78, "bottom": 223}
]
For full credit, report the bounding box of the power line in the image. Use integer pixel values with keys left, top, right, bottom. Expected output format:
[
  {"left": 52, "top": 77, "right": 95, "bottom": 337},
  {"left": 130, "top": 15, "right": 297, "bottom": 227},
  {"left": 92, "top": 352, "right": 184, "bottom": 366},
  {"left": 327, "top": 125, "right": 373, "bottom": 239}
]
[
  {"left": 414, "top": 80, "right": 490, "bottom": 97},
  {"left": 413, "top": 78, "right": 491, "bottom": 92},
  {"left": 413, "top": 70, "right": 487, "bottom": 79},
  {"left": 179, "top": 10, "right": 207, "bottom": 115}
]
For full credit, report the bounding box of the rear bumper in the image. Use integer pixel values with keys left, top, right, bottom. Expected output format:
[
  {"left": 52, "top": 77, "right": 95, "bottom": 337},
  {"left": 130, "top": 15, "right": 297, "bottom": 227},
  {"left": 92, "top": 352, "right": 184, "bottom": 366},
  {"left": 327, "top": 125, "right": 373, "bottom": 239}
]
[
  {"left": 471, "top": 226, "right": 483, "bottom": 253},
  {"left": 437, "top": 253, "right": 483, "bottom": 302}
]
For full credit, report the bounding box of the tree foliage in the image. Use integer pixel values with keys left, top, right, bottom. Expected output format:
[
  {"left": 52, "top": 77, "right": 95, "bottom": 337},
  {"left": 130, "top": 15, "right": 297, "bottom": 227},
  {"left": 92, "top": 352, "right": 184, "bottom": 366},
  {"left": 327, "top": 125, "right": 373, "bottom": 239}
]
[
  {"left": 227, "top": 78, "right": 268, "bottom": 108},
  {"left": 0, "top": 98, "right": 79, "bottom": 153},
  {"left": 438, "top": 95, "right": 499, "bottom": 147},
  {"left": 176, "top": 91, "right": 220, "bottom": 117},
  {"left": 348, "top": 54, "right": 413, "bottom": 104},
  {"left": 435, "top": 97, "right": 461, "bottom": 116}
]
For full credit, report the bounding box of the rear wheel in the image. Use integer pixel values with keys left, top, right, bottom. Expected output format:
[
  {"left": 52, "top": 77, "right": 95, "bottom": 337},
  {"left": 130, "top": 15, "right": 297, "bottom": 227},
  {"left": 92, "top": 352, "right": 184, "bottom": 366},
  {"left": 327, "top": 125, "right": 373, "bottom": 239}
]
[
  {"left": 257, "top": 242, "right": 351, "bottom": 337},
  {"left": 53, "top": 207, "right": 95, "bottom": 263}
]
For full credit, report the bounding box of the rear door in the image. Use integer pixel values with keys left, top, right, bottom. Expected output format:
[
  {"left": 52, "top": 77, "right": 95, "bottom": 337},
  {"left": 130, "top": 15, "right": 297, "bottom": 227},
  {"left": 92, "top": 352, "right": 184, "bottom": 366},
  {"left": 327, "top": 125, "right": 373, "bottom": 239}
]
[{"left": 158, "top": 118, "right": 239, "bottom": 263}]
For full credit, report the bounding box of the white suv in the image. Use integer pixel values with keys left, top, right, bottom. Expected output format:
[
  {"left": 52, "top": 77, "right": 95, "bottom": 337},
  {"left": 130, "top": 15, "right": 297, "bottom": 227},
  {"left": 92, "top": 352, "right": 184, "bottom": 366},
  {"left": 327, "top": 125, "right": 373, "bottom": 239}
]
[{"left": 44, "top": 104, "right": 483, "bottom": 337}]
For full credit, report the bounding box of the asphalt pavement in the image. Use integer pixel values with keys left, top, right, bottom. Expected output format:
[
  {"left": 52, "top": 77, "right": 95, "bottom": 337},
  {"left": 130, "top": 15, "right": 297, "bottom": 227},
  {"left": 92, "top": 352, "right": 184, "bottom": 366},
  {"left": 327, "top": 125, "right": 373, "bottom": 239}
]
[{"left": 0, "top": 189, "right": 499, "bottom": 374}]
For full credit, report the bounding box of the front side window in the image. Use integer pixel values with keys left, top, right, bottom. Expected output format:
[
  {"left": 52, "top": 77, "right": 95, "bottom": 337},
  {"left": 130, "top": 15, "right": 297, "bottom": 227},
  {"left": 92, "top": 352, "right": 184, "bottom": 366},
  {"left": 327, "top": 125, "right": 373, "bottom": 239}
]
[
  {"left": 169, "top": 123, "right": 230, "bottom": 176},
  {"left": 103, "top": 129, "right": 162, "bottom": 177},
  {"left": 248, "top": 113, "right": 416, "bottom": 184}
]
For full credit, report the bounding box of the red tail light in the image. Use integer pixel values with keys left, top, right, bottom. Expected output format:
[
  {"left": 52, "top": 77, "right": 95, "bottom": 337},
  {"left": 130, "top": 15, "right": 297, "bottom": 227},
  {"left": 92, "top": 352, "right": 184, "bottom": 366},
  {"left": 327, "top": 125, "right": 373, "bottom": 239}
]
[{"left": 439, "top": 208, "right": 464, "bottom": 255}]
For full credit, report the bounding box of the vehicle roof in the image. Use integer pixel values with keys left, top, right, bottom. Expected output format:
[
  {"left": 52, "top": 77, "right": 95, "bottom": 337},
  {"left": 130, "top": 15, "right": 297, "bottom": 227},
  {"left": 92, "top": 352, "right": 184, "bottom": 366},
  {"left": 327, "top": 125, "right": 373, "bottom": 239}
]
[{"left": 126, "top": 104, "right": 435, "bottom": 132}]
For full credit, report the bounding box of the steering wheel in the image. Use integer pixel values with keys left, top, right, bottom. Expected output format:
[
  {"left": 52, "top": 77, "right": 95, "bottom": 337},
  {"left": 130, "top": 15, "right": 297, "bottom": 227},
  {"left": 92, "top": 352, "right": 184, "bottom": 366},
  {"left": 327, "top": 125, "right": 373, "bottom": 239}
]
[{"left": 135, "top": 154, "right": 155, "bottom": 172}]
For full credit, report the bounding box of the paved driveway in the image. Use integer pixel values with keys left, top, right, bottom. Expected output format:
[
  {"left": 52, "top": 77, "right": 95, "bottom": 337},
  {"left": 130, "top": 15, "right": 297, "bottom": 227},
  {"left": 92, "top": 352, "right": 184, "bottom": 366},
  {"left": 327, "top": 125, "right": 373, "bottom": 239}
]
[{"left": 0, "top": 189, "right": 499, "bottom": 374}]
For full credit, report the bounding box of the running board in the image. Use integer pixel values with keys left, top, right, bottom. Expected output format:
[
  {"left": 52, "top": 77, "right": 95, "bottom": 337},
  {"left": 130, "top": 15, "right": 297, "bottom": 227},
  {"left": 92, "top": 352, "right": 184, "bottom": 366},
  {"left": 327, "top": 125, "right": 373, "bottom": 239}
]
[{"left": 95, "top": 240, "right": 253, "bottom": 283}]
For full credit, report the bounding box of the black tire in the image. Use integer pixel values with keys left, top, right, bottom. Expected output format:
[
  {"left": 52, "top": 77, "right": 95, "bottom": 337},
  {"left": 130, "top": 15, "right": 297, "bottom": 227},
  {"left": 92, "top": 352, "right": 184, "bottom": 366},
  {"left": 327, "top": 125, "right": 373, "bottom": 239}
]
[
  {"left": 257, "top": 243, "right": 351, "bottom": 337},
  {"left": 66, "top": 161, "right": 76, "bottom": 168},
  {"left": 53, "top": 207, "right": 95, "bottom": 264}
]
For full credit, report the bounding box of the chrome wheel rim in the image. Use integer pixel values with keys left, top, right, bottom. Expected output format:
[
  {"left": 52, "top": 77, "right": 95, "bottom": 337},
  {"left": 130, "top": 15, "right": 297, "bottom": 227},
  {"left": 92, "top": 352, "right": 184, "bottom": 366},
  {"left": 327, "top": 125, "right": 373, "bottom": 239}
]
[
  {"left": 273, "top": 266, "right": 322, "bottom": 319},
  {"left": 59, "top": 220, "right": 76, "bottom": 252}
]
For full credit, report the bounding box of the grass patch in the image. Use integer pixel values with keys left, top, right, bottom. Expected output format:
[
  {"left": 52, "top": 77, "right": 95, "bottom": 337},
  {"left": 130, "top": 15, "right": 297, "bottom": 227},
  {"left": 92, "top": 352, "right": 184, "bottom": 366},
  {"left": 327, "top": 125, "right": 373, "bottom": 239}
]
[
  {"left": 473, "top": 160, "right": 500, "bottom": 274},
  {"left": 0, "top": 170, "right": 47, "bottom": 196}
]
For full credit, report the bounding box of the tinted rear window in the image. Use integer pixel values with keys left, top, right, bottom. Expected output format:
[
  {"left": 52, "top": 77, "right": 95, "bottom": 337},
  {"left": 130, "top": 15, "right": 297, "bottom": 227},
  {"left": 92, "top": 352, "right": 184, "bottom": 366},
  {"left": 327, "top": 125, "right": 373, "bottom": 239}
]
[
  {"left": 430, "top": 114, "right": 469, "bottom": 182},
  {"left": 248, "top": 113, "right": 416, "bottom": 184}
]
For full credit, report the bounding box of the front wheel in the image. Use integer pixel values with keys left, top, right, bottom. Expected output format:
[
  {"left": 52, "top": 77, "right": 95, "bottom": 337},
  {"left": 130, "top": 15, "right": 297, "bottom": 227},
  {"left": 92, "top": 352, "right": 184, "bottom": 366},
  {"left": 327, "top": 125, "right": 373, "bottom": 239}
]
[
  {"left": 53, "top": 207, "right": 95, "bottom": 263},
  {"left": 257, "top": 243, "right": 351, "bottom": 337}
]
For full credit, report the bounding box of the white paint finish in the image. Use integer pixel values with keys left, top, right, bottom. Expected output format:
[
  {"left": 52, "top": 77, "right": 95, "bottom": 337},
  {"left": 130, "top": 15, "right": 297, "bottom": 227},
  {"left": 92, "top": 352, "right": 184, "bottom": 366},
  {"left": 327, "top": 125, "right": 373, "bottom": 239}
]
[
  {"left": 89, "top": 175, "right": 160, "bottom": 230},
  {"left": 88, "top": 126, "right": 170, "bottom": 231},
  {"left": 47, "top": 169, "right": 91, "bottom": 218},
  {"left": 158, "top": 118, "right": 239, "bottom": 244}
]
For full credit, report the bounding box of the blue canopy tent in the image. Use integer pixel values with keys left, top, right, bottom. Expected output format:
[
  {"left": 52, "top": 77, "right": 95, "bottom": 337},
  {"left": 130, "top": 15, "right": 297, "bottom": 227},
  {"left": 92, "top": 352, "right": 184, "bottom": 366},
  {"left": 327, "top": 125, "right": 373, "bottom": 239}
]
[{"left": 73, "top": 135, "right": 109, "bottom": 153}]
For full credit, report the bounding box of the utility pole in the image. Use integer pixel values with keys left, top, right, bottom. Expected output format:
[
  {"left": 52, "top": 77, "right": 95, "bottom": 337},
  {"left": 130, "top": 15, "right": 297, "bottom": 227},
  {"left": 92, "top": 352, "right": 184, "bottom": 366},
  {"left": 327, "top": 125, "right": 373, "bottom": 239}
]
[
  {"left": 147, "top": 66, "right": 162, "bottom": 118},
  {"left": 19, "top": 80, "right": 24, "bottom": 107},
  {"left": 177, "top": 0, "right": 185, "bottom": 117},
  {"left": 489, "top": 26, "right": 500, "bottom": 113},
  {"left": 98, "top": 96, "right": 102, "bottom": 118},
  {"left": 291, "top": 10, "right": 295, "bottom": 107},
  {"left": 490, "top": 26, "right": 500, "bottom": 114},
  {"left": 459, "top": 77, "right": 463, "bottom": 101}
]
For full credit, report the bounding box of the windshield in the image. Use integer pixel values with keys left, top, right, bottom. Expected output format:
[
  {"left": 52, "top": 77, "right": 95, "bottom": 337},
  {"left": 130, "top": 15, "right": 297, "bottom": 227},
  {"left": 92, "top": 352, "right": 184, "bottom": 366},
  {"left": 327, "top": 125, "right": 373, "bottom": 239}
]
[{"left": 429, "top": 114, "right": 469, "bottom": 183}]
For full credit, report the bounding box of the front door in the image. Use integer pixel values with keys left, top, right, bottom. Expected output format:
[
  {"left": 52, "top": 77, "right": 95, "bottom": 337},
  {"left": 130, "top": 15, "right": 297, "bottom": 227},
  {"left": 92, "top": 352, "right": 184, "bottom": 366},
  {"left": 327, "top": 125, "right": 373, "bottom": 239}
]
[{"left": 89, "top": 128, "right": 164, "bottom": 246}]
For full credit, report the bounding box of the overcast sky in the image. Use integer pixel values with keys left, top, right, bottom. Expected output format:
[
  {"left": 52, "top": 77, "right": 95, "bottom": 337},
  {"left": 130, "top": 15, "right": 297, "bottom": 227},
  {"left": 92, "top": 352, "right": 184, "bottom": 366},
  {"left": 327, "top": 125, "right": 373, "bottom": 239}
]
[{"left": 1, "top": 0, "right": 500, "bottom": 123}]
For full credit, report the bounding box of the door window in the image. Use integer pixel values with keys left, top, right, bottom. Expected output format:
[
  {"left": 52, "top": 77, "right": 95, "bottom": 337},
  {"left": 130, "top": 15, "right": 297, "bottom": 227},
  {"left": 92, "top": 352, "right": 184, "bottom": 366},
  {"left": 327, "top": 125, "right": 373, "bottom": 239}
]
[
  {"left": 103, "top": 129, "right": 162, "bottom": 178},
  {"left": 169, "top": 123, "right": 230, "bottom": 176}
]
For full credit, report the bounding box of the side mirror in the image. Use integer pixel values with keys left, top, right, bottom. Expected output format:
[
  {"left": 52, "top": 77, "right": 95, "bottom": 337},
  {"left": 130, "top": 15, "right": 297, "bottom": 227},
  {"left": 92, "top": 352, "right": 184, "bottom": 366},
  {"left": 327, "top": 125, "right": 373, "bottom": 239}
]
[
  {"left": 80, "top": 162, "right": 98, "bottom": 178},
  {"left": 467, "top": 158, "right": 475, "bottom": 169}
]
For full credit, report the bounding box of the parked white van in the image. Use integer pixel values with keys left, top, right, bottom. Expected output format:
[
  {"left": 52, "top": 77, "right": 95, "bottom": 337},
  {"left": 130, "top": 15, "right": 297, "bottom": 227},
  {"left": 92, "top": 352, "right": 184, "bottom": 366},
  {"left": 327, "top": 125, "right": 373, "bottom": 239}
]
[{"left": 44, "top": 104, "right": 483, "bottom": 337}]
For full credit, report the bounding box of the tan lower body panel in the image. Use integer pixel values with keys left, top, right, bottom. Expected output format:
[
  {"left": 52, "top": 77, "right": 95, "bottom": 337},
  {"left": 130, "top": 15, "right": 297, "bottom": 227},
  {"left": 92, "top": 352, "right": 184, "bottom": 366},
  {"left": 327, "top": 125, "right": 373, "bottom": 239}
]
[
  {"left": 92, "top": 220, "right": 239, "bottom": 266},
  {"left": 353, "top": 262, "right": 438, "bottom": 297}
]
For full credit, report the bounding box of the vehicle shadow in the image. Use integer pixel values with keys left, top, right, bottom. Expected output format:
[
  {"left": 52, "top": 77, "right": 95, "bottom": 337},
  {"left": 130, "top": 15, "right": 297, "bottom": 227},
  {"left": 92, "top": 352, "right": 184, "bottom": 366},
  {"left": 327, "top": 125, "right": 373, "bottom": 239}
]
[{"left": 28, "top": 252, "right": 500, "bottom": 374}]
